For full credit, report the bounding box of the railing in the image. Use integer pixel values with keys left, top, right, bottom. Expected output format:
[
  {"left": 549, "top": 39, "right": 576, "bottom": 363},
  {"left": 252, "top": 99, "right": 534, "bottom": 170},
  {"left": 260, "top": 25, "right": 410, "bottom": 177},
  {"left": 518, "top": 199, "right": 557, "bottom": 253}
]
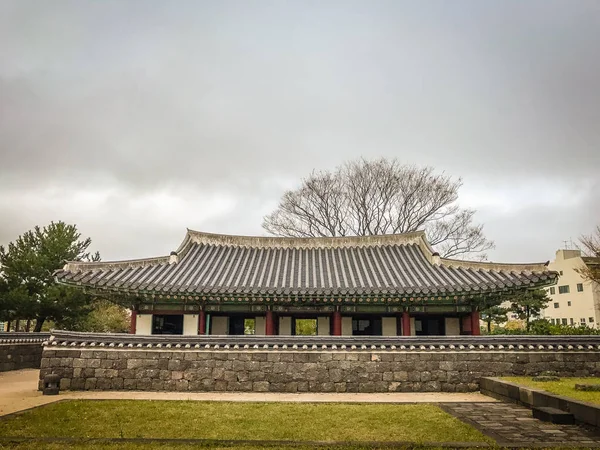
[
  {"left": 0, "top": 332, "right": 51, "bottom": 344},
  {"left": 46, "top": 330, "right": 600, "bottom": 352}
]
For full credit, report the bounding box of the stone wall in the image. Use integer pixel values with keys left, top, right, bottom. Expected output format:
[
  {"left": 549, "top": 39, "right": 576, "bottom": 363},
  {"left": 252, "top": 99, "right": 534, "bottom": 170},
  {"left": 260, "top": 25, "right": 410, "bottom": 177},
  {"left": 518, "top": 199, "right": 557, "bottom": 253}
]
[
  {"left": 0, "top": 333, "right": 48, "bottom": 372},
  {"left": 40, "top": 332, "right": 600, "bottom": 392}
]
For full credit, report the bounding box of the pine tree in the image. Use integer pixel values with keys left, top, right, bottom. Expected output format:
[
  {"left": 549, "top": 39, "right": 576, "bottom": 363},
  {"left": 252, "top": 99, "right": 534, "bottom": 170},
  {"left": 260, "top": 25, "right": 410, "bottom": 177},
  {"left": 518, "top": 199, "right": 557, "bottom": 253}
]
[
  {"left": 0, "top": 221, "right": 100, "bottom": 331},
  {"left": 508, "top": 289, "right": 550, "bottom": 332}
]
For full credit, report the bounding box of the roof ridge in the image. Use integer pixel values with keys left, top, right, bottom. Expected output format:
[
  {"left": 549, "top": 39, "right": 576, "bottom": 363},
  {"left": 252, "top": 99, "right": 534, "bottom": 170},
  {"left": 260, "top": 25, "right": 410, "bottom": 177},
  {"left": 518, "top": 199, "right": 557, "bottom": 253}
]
[
  {"left": 440, "top": 257, "right": 551, "bottom": 273},
  {"left": 60, "top": 255, "right": 170, "bottom": 272},
  {"left": 185, "top": 229, "right": 429, "bottom": 249}
]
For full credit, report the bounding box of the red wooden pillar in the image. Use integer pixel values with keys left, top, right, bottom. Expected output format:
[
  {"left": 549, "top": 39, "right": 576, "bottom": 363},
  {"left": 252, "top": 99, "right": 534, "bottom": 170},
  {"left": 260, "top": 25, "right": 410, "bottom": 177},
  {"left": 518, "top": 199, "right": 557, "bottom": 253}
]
[
  {"left": 471, "top": 310, "right": 480, "bottom": 336},
  {"left": 129, "top": 310, "right": 137, "bottom": 334},
  {"left": 265, "top": 310, "right": 275, "bottom": 336},
  {"left": 198, "top": 310, "right": 206, "bottom": 335},
  {"left": 402, "top": 311, "right": 411, "bottom": 336},
  {"left": 332, "top": 310, "right": 342, "bottom": 336}
]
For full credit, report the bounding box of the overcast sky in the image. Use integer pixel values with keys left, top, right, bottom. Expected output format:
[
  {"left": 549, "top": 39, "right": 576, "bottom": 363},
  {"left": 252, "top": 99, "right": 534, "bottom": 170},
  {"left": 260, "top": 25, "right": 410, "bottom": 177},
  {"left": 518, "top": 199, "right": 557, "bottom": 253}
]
[{"left": 1, "top": 0, "right": 598, "bottom": 264}]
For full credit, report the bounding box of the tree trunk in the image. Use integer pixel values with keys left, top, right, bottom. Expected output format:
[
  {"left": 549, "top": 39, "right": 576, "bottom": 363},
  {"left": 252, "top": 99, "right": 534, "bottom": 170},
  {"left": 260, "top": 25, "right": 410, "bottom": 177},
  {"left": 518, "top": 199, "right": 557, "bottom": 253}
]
[
  {"left": 26, "top": 320, "right": 31, "bottom": 332},
  {"left": 487, "top": 320, "right": 492, "bottom": 333},
  {"left": 5, "top": 320, "right": 10, "bottom": 332},
  {"left": 15, "top": 319, "right": 20, "bottom": 332},
  {"left": 526, "top": 306, "right": 530, "bottom": 332},
  {"left": 34, "top": 317, "right": 46, "bottom": 332}
]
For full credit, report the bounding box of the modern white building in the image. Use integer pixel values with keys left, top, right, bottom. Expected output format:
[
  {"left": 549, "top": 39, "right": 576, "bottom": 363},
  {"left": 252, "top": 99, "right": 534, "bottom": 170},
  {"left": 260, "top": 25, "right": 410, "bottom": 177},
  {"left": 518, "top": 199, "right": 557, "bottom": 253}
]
[{"left": 541, "top": 249, "right": 600, "bottom": 328}]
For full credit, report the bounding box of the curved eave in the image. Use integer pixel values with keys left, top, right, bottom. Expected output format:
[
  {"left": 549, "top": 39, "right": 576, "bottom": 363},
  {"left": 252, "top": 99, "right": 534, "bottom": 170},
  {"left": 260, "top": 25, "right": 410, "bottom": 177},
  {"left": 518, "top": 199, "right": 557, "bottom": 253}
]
[{"left": 56, "top": 271, "right": 557, "bottom": 302}]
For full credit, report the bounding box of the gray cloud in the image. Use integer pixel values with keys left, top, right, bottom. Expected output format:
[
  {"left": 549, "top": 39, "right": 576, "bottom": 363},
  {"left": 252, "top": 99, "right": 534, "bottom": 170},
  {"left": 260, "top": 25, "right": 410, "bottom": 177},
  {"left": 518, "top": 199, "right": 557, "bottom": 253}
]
[{"left": 1, "top": 0, "right": 598, "bottom": 262}]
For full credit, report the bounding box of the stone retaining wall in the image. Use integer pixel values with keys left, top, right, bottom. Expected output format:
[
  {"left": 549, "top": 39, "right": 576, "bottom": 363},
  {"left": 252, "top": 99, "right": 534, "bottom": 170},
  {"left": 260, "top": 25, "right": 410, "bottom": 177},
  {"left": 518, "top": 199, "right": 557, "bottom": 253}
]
[
  {"left": 40, "top": 347, "right": 600, "bottom": 393},
  {"left": 481, "top": 377, "right": 600, "bottom": 428},
  {"left": 0, "top": 333, "right": 48, "bottom": 372}
]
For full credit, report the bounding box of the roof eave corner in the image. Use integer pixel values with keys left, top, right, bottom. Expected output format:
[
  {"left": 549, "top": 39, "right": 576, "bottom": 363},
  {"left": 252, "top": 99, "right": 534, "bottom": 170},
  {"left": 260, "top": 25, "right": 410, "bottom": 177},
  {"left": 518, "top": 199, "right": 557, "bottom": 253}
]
[
  {"left": 174, "top": 229, "right": 195, "bottom": 256},
  {"left": 416, "top": 231, "right": 438, "bottom": 265}
]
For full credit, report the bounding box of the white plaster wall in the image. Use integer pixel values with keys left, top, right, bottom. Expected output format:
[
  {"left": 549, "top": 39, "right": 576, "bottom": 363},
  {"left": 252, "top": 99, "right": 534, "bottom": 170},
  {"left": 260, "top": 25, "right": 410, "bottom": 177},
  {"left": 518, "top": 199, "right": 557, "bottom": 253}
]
[
  {"left": 136, "top": 314, "right": 152, "bottom": 335},
  {"left": 445, "top": 317, "right": 460, "bottom": 336},
  {"left": 255, "top": 316, "right": 266, "bottom": 335},
  {"left": 211, "top": 316, "right": 228, "bottom": 335},
  {"left": 341, "top": 317, "right": 352, "bottom": 336},
  {"left": 183, "top": 314, "right": 198, "bottom": 336},
  {"left": 410, "top": 317, "right": 416, "bottom": 336},
  {"left": 317, "top": 316, "right": 330, "bottom": 336},
  {"left": 279, "top": 317, "right": 292, "bottom": 335},
  {"left": 382, "top": 317, "right": 397, "bottom": 336}
]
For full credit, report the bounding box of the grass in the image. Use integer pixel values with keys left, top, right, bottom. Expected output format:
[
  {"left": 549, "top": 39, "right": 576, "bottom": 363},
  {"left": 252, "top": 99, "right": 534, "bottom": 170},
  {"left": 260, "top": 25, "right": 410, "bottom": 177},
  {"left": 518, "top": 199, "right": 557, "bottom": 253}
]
[
  {"left": 504, "top": 377, "right": 600, "bottom": 405},
  {"left": 0, "top": 444, "right": 457, "bottom": 450},
  {"left": 0, "top": 400, "right": 489, "bottom": 445}
]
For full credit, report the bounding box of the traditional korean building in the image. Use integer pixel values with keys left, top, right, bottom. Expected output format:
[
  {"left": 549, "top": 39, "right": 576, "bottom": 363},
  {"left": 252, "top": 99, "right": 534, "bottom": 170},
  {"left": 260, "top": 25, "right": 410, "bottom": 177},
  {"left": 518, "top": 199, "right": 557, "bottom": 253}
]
[{"left": 55, "top": 229, "right": 557, "bottom": 337}]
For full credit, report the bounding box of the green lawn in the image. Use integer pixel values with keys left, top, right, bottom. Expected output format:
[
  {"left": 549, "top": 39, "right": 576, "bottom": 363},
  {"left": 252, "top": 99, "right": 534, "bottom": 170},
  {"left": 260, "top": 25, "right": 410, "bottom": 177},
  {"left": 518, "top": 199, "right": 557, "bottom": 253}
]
[
  {"left": 0, "top": 400, "right": 489, "bottom": 445},
  {"left": 504, "top": 377, "right": 600, "bottom": 405}
]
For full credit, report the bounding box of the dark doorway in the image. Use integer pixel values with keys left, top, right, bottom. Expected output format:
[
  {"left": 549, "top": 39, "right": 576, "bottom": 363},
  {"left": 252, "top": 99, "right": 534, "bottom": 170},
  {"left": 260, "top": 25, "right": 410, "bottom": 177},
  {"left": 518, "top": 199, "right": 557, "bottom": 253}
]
[
  {"left": 415, "top": 317, "right": 445, "bottom": 336},
  {"left": 352, "top": 317, "right": 382, "bottom": 336},
  {"left": 152, "top": 314, "right": 183, "bottom": 335},
  {"left": 229, "top": 317, "right": 256, "bottom": 335}
]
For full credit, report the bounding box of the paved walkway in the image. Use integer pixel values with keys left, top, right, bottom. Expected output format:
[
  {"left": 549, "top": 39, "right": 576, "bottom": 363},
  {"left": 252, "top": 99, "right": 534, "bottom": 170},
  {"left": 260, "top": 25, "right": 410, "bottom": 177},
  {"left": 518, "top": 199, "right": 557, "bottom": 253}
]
[
  {"left": 1, "top": 369, "right": 493, "bottom": 417},
  {"left": 442, "top": 402, "right": 600, "bottom": 446}
]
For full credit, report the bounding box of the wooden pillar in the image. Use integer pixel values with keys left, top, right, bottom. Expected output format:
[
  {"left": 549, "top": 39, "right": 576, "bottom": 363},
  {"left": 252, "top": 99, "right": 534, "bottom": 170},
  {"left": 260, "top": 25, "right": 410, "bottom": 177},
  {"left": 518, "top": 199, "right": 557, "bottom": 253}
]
[
  {"left": 402, "top": 311, "right": 411, "bottom": 336},
  {"left": 129, "top": 310, "right": 137, "bottom": 334},
  {"left": 471, "top": 310, "right": 480, "bottom": 336},
  {"left": 198, "top": 310, "right": 206, "bottom": 335},
  {"left": 265, "top": 310, "right": 275, "bottom": 336},
  {"left": 332, "top": 310, "right": 342, "bottom": 336}
]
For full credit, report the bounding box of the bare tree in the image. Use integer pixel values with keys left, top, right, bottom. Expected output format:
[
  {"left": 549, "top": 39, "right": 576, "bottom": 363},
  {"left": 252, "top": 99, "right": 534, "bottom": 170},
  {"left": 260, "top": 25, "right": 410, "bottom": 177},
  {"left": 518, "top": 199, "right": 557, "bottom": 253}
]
[
  {"left": 263, "top": 158, "right": 494, "bottom": 259},
  {"left": 577, "top": 226, "right": 600, "bottom": 285}
]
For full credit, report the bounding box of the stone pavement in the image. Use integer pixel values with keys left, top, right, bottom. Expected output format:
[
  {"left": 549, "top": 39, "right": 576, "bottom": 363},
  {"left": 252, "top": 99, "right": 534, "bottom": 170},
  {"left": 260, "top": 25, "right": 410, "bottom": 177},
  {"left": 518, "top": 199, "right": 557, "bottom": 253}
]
[
  {"left": 0, "top": 369, "right": 494, "bottom": 417},
  {"left": 442, "top": 402, "right": 600, "bottom": 446}
]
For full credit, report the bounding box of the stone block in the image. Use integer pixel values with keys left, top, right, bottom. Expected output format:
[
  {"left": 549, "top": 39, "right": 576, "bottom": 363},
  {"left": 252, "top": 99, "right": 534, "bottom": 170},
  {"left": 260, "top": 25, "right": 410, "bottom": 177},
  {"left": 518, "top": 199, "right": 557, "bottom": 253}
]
[
  {"left": 335, "top": 382, "right": 347, "bottom": 392},
  {"left": 111, "top": 378, "right": 124, "bottom": 389},
  {"left": 253, "top": 381, "right": 269, "bottom": 392},
  {"left": 85, "top": 378, "right": 97, "bottom": 390}
]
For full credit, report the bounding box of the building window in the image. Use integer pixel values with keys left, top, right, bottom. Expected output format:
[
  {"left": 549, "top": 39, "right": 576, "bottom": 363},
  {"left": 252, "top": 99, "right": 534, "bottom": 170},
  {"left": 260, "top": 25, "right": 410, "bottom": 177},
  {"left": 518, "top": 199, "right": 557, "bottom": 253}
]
[
  {"left": 152, "top": 314, "right": 183, "bottom": 335},
  {"left": 558, "top": 285, "right": 570, "bottom": 294},
  {"left": 562, "top": 318, "right": 568, "bottom": 325},
  {"left": 577, "top": 283, "right": 583, "bottom": 292},
  {"left": 553, "top": 302, "right": 559, "bottom": 308},
  {"left": 567, "top": 301, "right": 571, "bottom": 306},
  {"left": 549, "top": 287, "right": 556, "bottom": 295},
  {"left": 590, "top": 317, "right": 595, "bottom": 323},
  {"left": 570, "top": 318, "right": 574, "bottom": 325},
  {"left": 352, "top": 317, "right": 382, "bottom": 336},
  {"left": 580, "top": 318, "right": 586, "bottom": 324},
  {"left": 293, "top": 318, "right": 317, "bottom": 336}
]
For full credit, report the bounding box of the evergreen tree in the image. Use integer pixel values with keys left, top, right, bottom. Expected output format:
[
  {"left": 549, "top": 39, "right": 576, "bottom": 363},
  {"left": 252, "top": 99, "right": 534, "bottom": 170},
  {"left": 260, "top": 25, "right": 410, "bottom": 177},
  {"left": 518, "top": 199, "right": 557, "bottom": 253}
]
[
  {"left": 508, "top": 289, "right": 550, "bottom": 332},
  {"left": 480, "top": 304, "right": 508, "bottom": 333},
  {"left": 0, "top": 221, "right": 100, "bottom": 331}
]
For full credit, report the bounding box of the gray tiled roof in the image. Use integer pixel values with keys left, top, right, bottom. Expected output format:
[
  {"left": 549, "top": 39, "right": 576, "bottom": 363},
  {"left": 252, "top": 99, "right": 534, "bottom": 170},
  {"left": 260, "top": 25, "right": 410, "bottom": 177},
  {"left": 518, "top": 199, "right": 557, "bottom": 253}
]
[{"left": 55, "top": 230, "right": 556, "bottom": 297}]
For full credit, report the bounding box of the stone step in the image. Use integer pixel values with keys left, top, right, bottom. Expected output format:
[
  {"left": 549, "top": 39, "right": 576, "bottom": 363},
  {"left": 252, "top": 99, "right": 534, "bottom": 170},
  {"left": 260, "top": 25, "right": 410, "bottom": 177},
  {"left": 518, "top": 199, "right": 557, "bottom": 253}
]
[{"left": 532, "top": 406, "right": 574, "bottom": 425}]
